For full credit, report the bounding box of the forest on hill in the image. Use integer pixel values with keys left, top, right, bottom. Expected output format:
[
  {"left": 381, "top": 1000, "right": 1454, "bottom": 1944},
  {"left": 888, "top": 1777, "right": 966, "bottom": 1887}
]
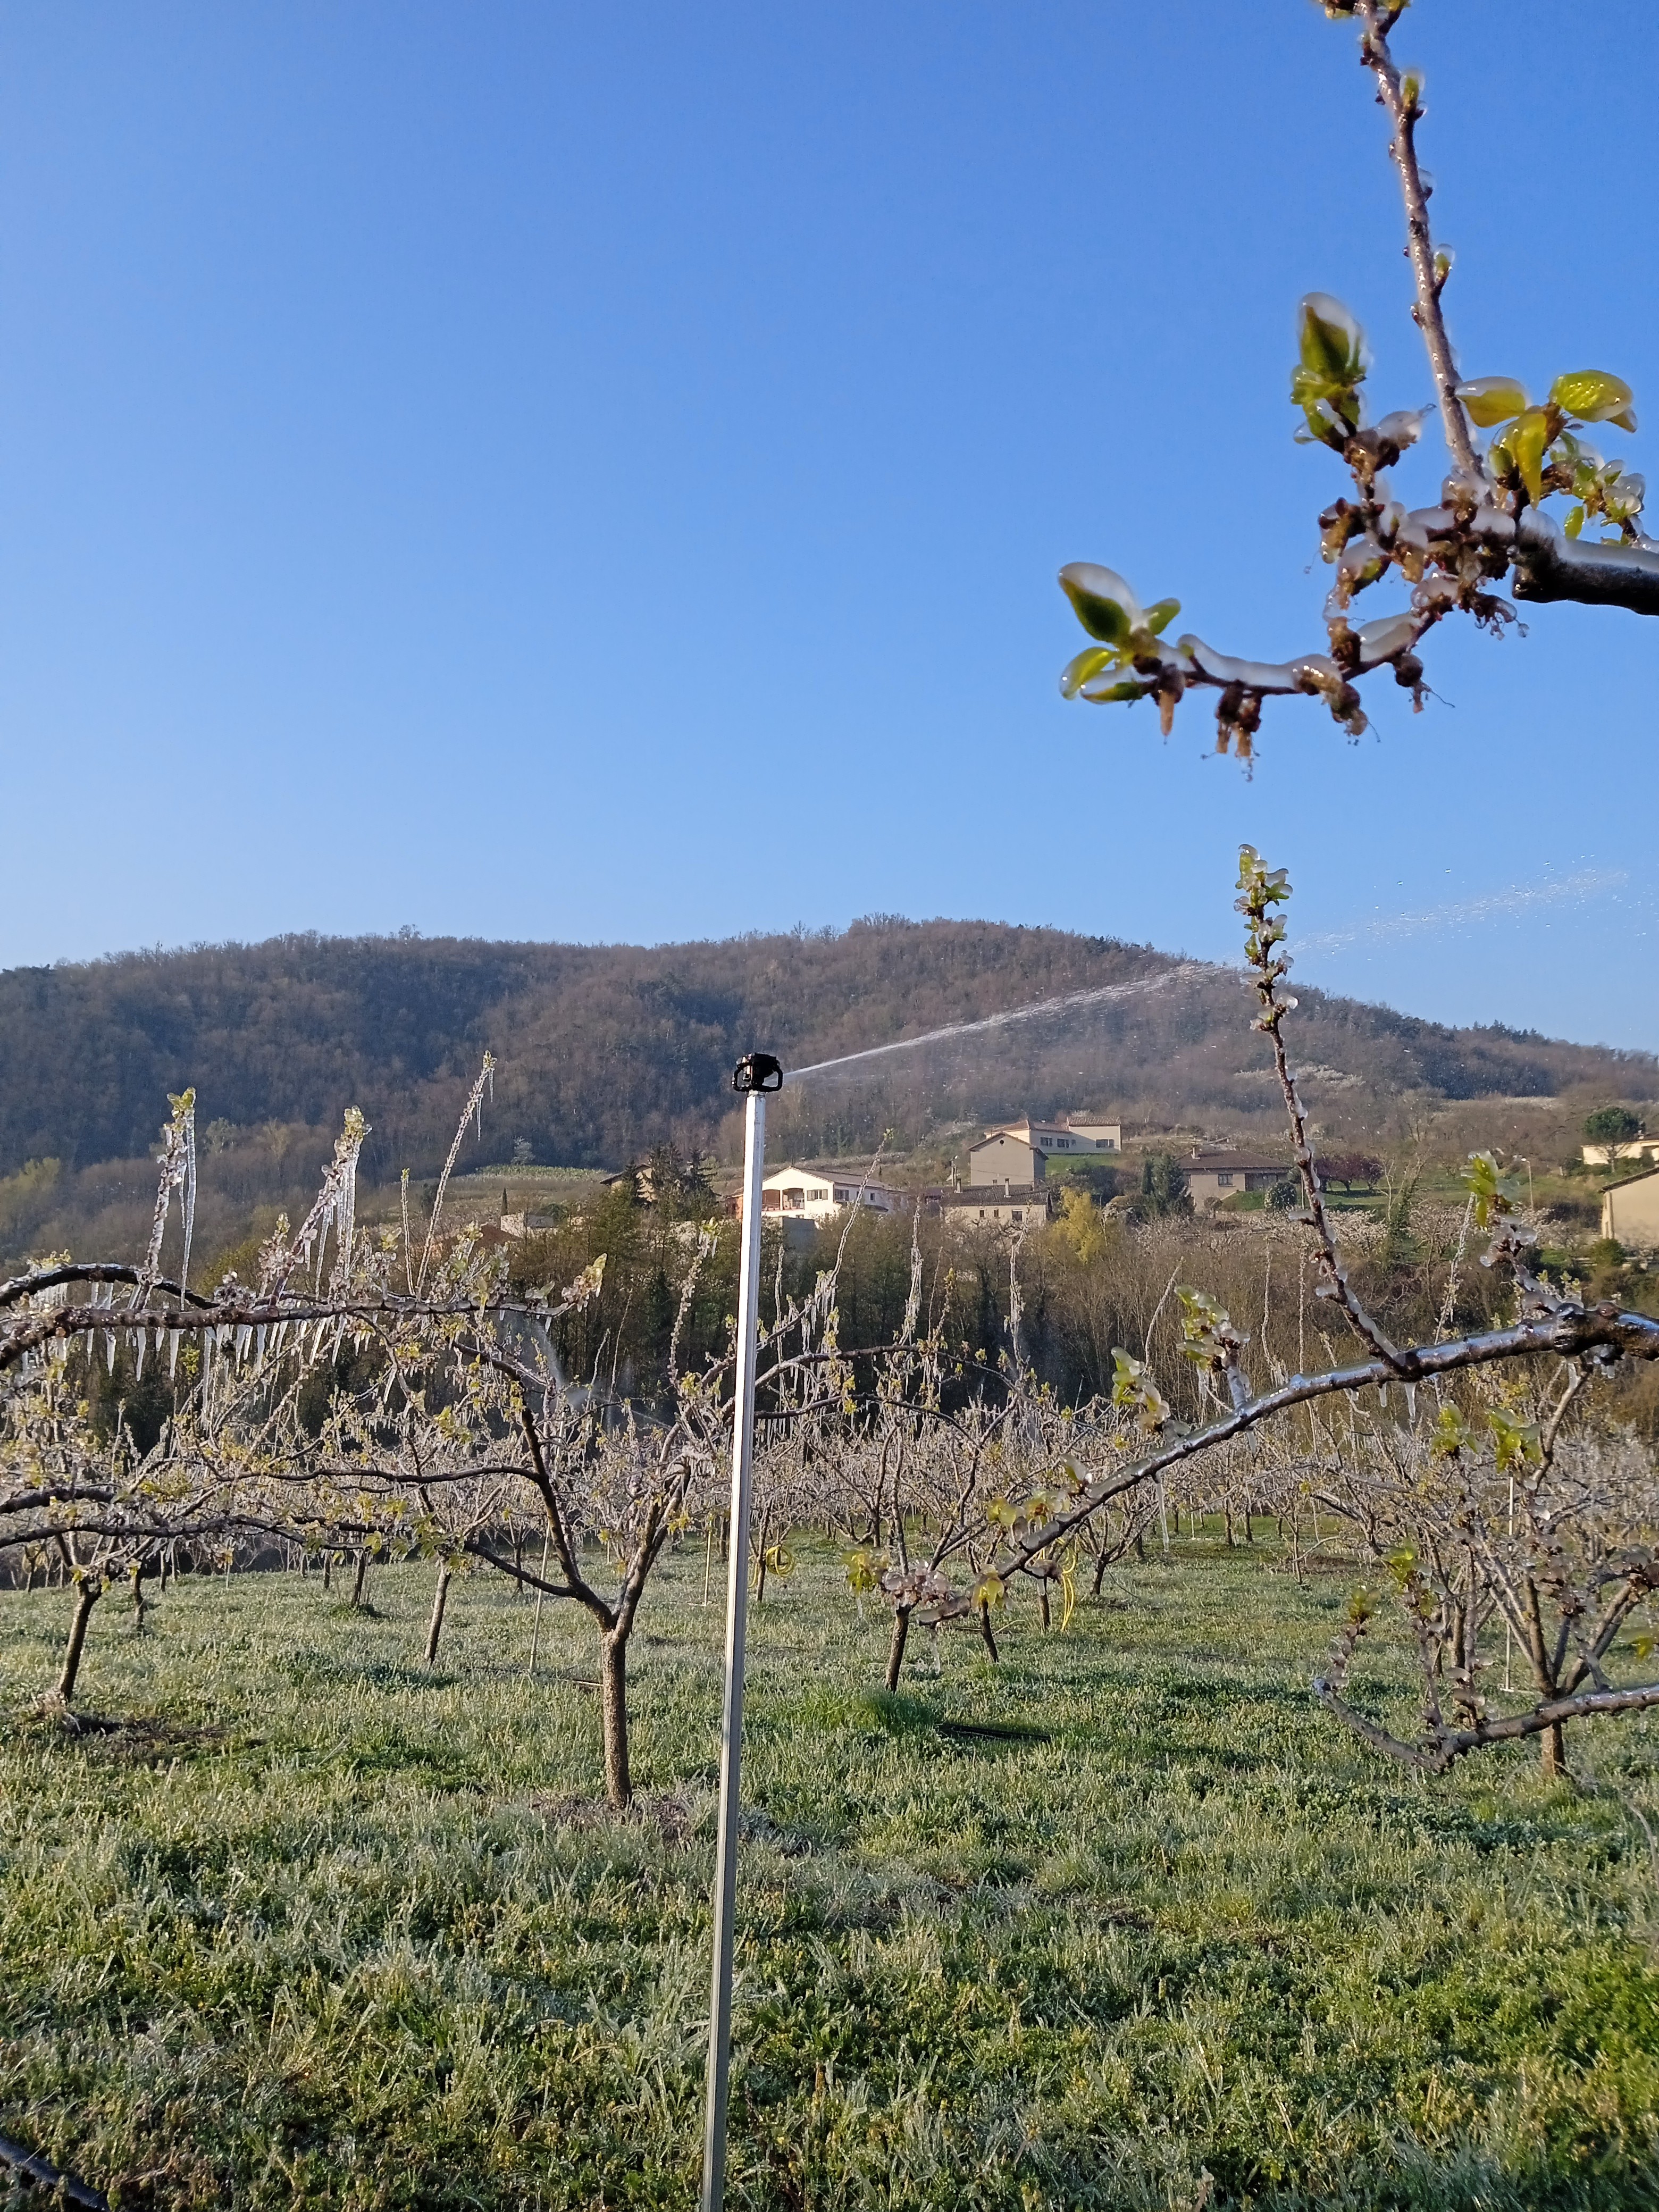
[{"left": 0, "top": 917, "right": 1652, "bottom": 1268}]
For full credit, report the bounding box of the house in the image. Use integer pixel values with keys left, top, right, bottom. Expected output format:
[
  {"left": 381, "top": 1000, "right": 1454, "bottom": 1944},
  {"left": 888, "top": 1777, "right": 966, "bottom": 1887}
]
[
  {"left": 1185, "top": 1147, "right": 1290, "bottom": 1208},
  {"left": 936, "top": 1184, "right": 1053, "bottom": 1233},
  {"left": 1063, "top": 1116, "right": 1122, "bottom": 1152},
  {"left": 1584, "top": 1138, "right": 1659, "bottom": 1167},
  {"left": 966, "top": 1113, "right": 1122, "bottom": 1188},
  {"left": 749, "top": 1166, "right": 901, "bottom": 1226},
  {"left": 1603, "top": 1164, "right": 1659, "bottom": 1249}
]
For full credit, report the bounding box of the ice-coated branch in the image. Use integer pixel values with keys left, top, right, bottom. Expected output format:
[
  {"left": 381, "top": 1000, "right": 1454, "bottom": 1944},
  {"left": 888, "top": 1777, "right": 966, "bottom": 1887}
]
[
  {"left": 958, "top": 1298, "right": 1659, "bottom": 1615},
  {"left": 1353, "top": 1, "right": 1477, "bottom": 476},
  {"left": 1237, "top": 847, "right": 1404, "bottom": 1369},
  {"left": 1056, "top": 3, "right": 1658, "bottom": 760},
  {"left": 1512, "top": 512, "right": 1659, "bottom": 614}
]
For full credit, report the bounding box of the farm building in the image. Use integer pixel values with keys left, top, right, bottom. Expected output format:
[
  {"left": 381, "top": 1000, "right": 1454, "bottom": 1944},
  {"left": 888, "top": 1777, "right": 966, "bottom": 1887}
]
[
  {"left": 935, "top": 1184, "right": 1053, "bottom": 1233},
  {"left": 1185, "top": 1148, "right": 1290, "bottom": 1208}
]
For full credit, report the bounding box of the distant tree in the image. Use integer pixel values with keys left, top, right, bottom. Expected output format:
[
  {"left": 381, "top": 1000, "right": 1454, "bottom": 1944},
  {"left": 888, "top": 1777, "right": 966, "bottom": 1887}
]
[
  {"left": 1267, "top": 1177, "right": 1302, "bottom": 1213},
  {"left": 1314, "top": 1150, "right": 1384, "bottom": 1193},
  {"left": 1584, "top": 1105, "right": 1644, "bottom": 1167},
  {"left": 1055, "top": 1, "right": 1659, "bottom": 764},
  {"left": 512, "top": 1136, "right": 534, "bottom": 1165},
  {"left": 1139, "top": 1154, "right": 1191, "bottom": 1218}
]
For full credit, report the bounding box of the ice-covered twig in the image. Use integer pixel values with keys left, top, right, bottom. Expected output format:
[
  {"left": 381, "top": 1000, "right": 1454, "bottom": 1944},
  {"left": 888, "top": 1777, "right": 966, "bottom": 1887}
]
[
  {"left": 1236, "top": 847, "right": 1404, "bottom": 1369},
  {"left": 1353, "top": 1, "right": 1478, "bottom": 476},
  {"left": 417, "top": 1053, "right": 497, "bottom": 1296}
]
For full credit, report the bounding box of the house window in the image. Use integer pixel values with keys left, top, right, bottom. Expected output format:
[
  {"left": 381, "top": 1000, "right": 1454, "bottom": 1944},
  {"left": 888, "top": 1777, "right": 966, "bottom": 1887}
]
[
  {"left": 1217, "top": 1172, "right": 1233, "bottom": 1187},
  {"left": 1011, "top": 1209, "right": 1023, "bottom": 1222}
]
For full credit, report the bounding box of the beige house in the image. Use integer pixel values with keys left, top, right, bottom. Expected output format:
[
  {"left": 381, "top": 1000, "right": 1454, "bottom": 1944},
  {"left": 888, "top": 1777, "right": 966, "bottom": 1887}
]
[
  {"left": 967, "top": 1113, "right": 1122, "bottom": 1188},
  {"left": 1603, "top": 1166, "right": 1659, "bottom": 1250},
  {"left": 1584, "top": 1138, "right": 1659, "bottom": 1167},
  {"left": 1185, "top": 1148, "right": 1289, "bottom": 1208},
  {"left": 937, "top": 1185, "right": 1052, "bottom": 1233}
]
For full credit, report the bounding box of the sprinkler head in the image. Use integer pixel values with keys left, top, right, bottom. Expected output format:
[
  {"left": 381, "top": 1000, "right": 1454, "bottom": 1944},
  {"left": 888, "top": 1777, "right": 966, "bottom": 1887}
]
[{"left": 732, "top": 1052, "right": 783, "bottom": 1095}]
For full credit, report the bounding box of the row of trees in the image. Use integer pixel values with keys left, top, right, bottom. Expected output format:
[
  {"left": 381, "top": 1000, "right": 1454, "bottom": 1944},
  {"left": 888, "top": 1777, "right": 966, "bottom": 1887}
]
[{"left": 6, "top": 851, "right": 1659, "bottom": 1806}]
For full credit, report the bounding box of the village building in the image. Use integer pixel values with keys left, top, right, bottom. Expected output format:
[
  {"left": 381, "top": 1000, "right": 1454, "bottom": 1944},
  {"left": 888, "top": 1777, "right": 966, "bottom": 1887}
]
[
  {"left": 1603, "top": 1164, "right": 1659, "bottom": 1250},
  {"left": 749, "top": 1166, "right": 902, "bottom": 1226},
  {"left": 1185, "top": 1147, "right": 1290, "bottom": 1208},
  {"left": 966, "top": 1113, "right": 1122, "bottom": 1187},
  {"left": 1584, "top": 1137, "right": 1659, "bottom": 1167},
  {"left": 935, "top": 1184, "right": 1054, "bottom": 1232}
]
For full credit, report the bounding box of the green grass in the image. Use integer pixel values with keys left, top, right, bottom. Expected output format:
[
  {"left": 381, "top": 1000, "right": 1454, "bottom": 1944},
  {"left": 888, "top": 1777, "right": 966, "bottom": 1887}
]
[{"left": 4, "top": 1541, "right": 1659, "bottom": 2209}]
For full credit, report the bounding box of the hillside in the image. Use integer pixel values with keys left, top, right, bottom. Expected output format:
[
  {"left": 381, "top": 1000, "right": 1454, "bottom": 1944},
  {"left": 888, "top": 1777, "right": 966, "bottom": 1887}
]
[{"left": 0, "top": 919, "right": 1652, "bottom": 1265}]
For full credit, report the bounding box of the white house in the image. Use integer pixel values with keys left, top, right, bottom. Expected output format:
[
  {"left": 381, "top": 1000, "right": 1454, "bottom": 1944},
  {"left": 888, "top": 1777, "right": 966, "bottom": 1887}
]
[{"left": 752, "top": 1166, "right": 901, "bottom": 1226}]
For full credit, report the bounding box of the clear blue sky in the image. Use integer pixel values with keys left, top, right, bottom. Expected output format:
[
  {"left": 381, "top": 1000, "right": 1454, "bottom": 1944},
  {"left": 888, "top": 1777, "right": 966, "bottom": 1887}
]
[{"left": 2, "top": 1, "right": 1654, "bottom": 1050}]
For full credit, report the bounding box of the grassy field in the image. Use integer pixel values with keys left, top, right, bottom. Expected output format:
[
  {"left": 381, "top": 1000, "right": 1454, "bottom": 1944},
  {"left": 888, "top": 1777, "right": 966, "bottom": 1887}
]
[{"left": 4, "top": 1539, "right": 1658, "bottom": 2210}]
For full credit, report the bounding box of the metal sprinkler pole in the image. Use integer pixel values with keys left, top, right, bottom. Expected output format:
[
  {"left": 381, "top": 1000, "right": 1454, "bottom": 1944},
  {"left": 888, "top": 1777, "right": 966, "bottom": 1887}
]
[{"left": 701, "top": 1051, "right": 781, "bottom": 2212}]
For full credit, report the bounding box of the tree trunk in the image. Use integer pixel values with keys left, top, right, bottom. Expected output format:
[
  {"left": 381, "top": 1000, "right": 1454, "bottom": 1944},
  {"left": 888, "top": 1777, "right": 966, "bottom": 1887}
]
[
  {"left": 351, "top": 1551, "right": 369, "bottom": 1609},
  {"left": 600, "top": 1630, "right": 631, "bottom": 1807},
  {"left": 424, "top": 1560, "right": 452, "bottom": 1666},
  {"left": 1037, "top": 1581, "right": 1051, "bottom": 1632},
  {"left": 57, "top": 1580, "right": 100, "bottom": 1705},
  {"left": 1541, "top": 1719, "right": 1566, "bottom": 1779},
  {"left": 885, "top": 1606, "right": 912, "bottom": 1692},
  {"left": 130, "top": 1561, "right": 148, "bottom": 1636},
  {"left": 978, "top": 1601, "right": 1000, "bottom": 1662},
  {"left": 323, "top": 1551, "right": 333, "bottom": 1592},
  {"left": 1092, "top": 1545, "right": 1110, "bottom": 1597}
]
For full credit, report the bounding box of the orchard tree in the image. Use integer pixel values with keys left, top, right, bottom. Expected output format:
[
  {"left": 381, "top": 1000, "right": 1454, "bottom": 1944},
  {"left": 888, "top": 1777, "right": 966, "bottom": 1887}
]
[{"left": 1057, "top": 0, "right": 1658, "bottom": 763}]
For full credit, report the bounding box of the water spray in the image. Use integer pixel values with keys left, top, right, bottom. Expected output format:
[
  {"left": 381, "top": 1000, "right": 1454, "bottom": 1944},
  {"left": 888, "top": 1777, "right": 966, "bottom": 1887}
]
[{"left": 701, "top": 1048, "right": 782, "bottom": 2212}]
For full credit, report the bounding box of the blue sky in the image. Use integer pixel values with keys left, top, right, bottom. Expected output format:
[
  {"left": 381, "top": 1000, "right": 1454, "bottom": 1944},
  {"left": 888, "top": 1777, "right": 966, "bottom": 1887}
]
[{"left": 1, "top": 1, "right": 1654, "bottom": 1051}]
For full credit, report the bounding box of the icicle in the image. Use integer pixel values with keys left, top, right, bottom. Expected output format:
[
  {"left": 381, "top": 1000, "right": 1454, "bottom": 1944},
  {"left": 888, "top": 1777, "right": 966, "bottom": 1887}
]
[
  {"left": 1405, "top": 1382, "right": 1417, "bottom": 1425},
  {"left": 180, "top": 1101, "right": 197, "bottom": 1296},
  {"left": 105, "top": 1330, "right": 117, "bottom": 1373},
  {"left": 132, "top": 1330, "right": 146, "bottom": 1380},
  {"left": 1377, "top": 1382, "right": 1388, "bottom": 1407},
  {"left": 234, "top": 1324, "right": 252, "bottom": 1364},
  {"left": 255, "top": 1325, "right": 267, "bottom": 1367},
  {"left": 168, "top": 1330, "right": 181, "bottom": 1379}
]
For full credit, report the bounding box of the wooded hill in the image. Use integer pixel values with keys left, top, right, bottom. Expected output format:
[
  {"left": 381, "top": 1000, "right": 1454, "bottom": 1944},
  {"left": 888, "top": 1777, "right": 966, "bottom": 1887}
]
[{"left": 0, "top": 919, "right": 1652, "bottom": 1266}]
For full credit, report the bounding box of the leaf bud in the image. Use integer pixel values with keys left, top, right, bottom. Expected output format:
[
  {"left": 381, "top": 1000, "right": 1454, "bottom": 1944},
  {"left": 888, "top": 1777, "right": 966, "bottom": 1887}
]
[
  {"left": 1456, "top": 376, "right": 1528, "bottom": 429},
  {"left": 1548, "top": 370, "right": 1636, "bottom": 428},
  {"left": 1297, "top": 292, "right": 1368, "bottom": 386},
  {"left": 1058, "top": 562, "right": 1142, "bottom": 646}
]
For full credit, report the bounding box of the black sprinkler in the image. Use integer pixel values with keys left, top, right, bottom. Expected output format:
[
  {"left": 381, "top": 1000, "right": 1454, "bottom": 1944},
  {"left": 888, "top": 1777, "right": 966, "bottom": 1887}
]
[{"left": 731, "top": 1052, "right": 783, "bottom": 1095}]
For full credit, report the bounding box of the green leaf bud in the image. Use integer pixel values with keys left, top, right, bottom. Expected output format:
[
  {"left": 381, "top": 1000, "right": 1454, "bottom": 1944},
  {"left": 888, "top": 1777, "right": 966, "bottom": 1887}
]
[
  {"left": 1298, "top": 292, "right": 1368, "bottom": 385},
  {"left": 1058, "top": 562, "right": 1141, "bottom": 646},
  {"left": 1059, "top": 646, "right": 1117, "bottom": 699},
  {"left": 1455, "top": 375, "right": 1528, "bottom": 428},
  {"left": 1548, "top": 369, "right": 1636, "bottom": 426}
]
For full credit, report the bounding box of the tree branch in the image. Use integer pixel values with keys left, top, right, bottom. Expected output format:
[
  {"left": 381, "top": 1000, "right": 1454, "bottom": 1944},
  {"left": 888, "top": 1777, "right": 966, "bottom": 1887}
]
[
  {"left": 1512, "top": 512, "right": 1659, "bottom": 614},
  {"left": 1354, "top": 2, "right": 1478, "bottom": 475},
  {"left": 1315, "top": 1672, "right": 1659, "bottom": 1774}
]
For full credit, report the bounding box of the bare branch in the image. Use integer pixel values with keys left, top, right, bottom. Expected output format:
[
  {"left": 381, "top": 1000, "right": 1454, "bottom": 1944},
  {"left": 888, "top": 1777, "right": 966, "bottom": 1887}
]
[{"left": 1353, "top": 2, "right": 1477, "bottom": 475}]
